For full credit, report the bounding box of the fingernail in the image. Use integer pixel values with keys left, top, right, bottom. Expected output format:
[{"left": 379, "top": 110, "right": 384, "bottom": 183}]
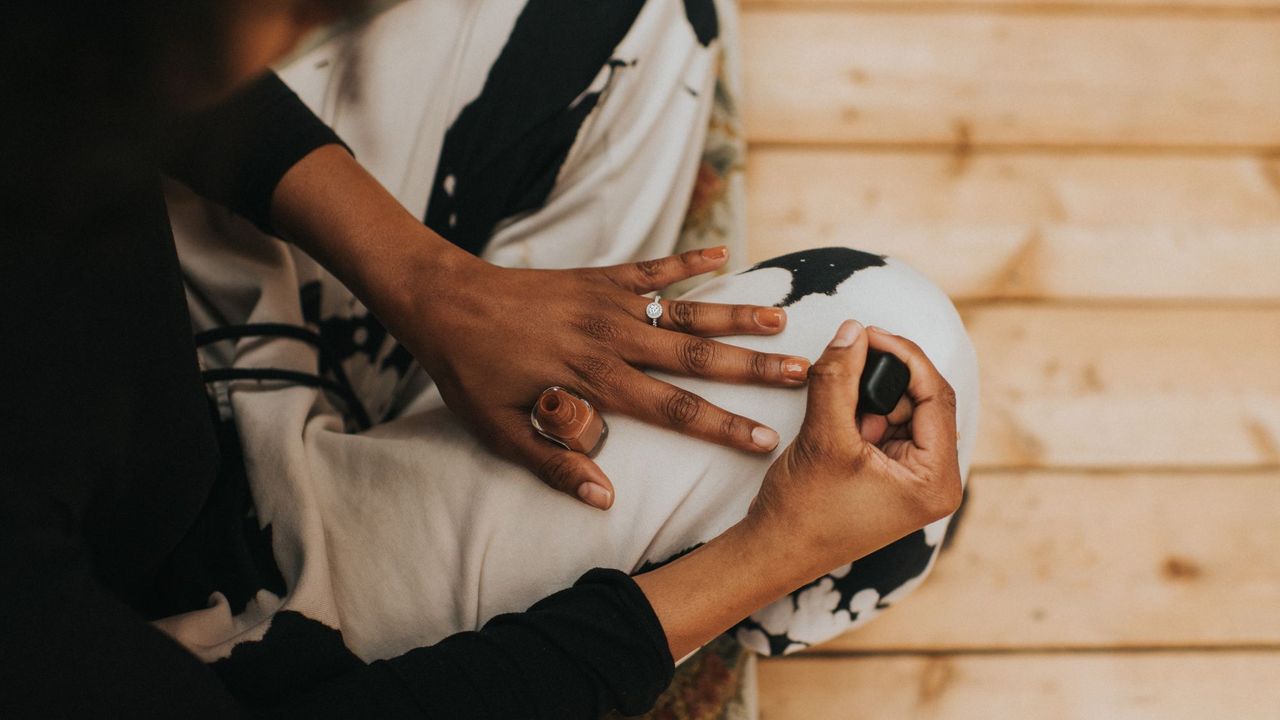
[
  {"left": 752, "top": 426, "right": 780, "bottom": 450},
  {"left": 867, "top": 325, "right": 887, "bottom": 334},
  {"left": 577, "top": 482, "right": 613, "bottom": 510},
  {"left": 701, "top": 245, "right": 728, "bottom": 260},
  {"left": 829, "top": 319, "right": 864, "bottom": 348},
  {"left": 782, "top": 357, "right": 810, "bottom": 381},
  {"left": 754, "top": 307, "right": 784, "bottom": 329}
]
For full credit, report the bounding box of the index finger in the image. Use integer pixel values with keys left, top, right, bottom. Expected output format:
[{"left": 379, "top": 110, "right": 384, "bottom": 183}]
[{"left": 865, "top": 327, "right": 958, "bottom": 454}]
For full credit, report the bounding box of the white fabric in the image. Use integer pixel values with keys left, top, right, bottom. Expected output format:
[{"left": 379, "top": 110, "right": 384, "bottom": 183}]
[{"left": 160, "top": 0, "right": 979, "bottom": 664}]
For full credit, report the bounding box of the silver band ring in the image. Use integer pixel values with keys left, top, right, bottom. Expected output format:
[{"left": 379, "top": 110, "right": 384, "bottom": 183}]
[{"left": 645, "top": 296, "right": 663, "bottom": 327}]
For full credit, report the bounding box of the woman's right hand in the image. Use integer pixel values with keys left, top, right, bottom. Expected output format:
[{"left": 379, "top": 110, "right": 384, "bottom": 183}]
[
  {"left": 744, "top": 320, "right": 963, "bottom": 580},
  {"left": 636, "top": 319, "right": 962, "bottom": 662}
]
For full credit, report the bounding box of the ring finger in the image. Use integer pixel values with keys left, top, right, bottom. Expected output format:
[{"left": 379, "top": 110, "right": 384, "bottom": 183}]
[{"left": 643, "top": 296, "right": 788, "bottom": 337}]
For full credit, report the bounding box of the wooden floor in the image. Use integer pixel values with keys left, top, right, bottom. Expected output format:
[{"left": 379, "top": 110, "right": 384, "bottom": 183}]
[{"left": 740, "top": 0, "right": 1280, "bottom": 717}]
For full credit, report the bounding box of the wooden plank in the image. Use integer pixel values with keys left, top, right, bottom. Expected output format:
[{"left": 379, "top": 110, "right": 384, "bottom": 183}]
[
  {"left": 741, "top": 11, "right": 1280, "bottom": 147},
  {"left": 818, "top": 471, "right": 1280, "bottom": 651},
  {"left": 744, "top": 0, "right": 1280, "bottom": 9},
  {"left": 758, "top": 652, "right": 1280, "bottom": 720},
  {"left": 747, "top": 150, "right": 1280, "bottom": 301},
  {"left": 965, "top": 306, "right": 1280, "bottom": 468}
]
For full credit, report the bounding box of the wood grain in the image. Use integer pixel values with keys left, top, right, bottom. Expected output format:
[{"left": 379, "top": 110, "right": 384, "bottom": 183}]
[
  {"left": 758, "top": 651, "right": 1280, "bottom": 719},
  {"left": 817, "top": 471, "right": 1280, "bottom": 651},
  {"left": 965, "top": 306, "right": 1280, "bottom": 468},
  {"left": 740, "top": 11, "right": 1280, "bottom": 147},
  {"left": 743, "top": 0, "right": 1280, "bottom": 9},
  {"left": 747, "top": 150, "right": 1280, "bottom": 301}
]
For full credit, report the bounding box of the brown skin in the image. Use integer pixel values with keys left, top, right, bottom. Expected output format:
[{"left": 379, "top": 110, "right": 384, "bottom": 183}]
[
  {"left": 635, "top": 321, "right": 962, "bottom": 660},
  {"left": 272, "top": 146, "right": 808, "bottom": 510},
  {"left": 210, "top": 11, "right": 960, "bottom": 668},
  {"left": 198, "top": 8, "right": 807, "bottom": 510}
]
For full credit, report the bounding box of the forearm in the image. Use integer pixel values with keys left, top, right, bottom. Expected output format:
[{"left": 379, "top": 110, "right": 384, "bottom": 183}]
[
  {"left": 269, "top": 144, "right": 476, "bottom": 331},
  {"left": 634, "top": 518, "right": 824, "bottom": 662}
]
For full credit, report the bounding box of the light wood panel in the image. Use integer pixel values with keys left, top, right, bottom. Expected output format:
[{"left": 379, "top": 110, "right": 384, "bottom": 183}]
[
  {"left": 820, "top": 471, "right": 1280, "bottom": 651},
  {"left": 741, "top": 11, "right": 1280, "bottom": 147},
  {"left": 966, "top": 306, "right": 1280, "bottom": 468},
  {"left": 744, "top": 0, "right": 1280, "bottom": 9},
  {"left": 758, "top": 652, "right": 1280, "bottom": 720},
  {"left": 747, "top": 150, "right": 1280, "bottom": 301}
]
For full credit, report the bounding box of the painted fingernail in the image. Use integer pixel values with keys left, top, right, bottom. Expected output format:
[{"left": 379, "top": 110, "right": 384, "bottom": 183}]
[
  {"left": 701, "top": 245, "right": 728, "bottom": 260},
  {"left": 577, "top": 482, "right": 613, "bottom": 510},
  {"left": 752, "top": 426, "right": 780, "bottom": 450},
  {"left": 828, "top": 319, "right": 864, "bottom": 348},
  {"left": 754, "top": 308, "right": 784, "bottom": 329},
  {"left": 782, "top": 357, "right": 810, "bottom": 381}
]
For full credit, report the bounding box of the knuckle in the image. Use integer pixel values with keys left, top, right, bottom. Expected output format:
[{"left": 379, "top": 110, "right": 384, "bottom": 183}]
[
  {"left": 537, "top": 453, "right": 580, "bottom": 493},
  {"left": 937, "top": 381, "right": 958, "bottom": 411},
  {"left": 636, "top": 259, "right": 664, "bottom": 279},
  {"left": 669, "top": 300, "right": 698, "bottom": 331},
  {"left": 733, "top": 305, "right": 755, "bottom": 328},
  {"left": 662, "top": 388, "right": 704, "bottom": 427},
  {"left": 678, "top": 337, "right": 716, "bottom": 374},
  {"left": 749, "top": 352, "right": 773, "bottom": 381},
  {"left": 570, "top": 355, "right": 617, "bottom": 394},
  {"left": 913, "top": 469, "right": 964, "bottom": 522},
  {"left": 807, "top": 359, "right": 851, "bottom": 381},
  {"left": 576, "top": 315, "right": 620, "bottom": 343},
  {"left": 847, "top": 443, "right": 873, "bottom": 475},
  {"left": 898, "top": 336, "right": 926, "bottom": 357},
  {"left": 719, "top": 412, "right": 751, "bottom": 443}
]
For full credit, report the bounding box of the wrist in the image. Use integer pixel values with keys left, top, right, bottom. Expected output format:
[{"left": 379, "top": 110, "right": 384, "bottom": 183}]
[
  {"left": 730, "top": 513, "right": 828, "bottom": 595},
  {"left": 365, "top": 225, "right": 482, "bottom": 332}
]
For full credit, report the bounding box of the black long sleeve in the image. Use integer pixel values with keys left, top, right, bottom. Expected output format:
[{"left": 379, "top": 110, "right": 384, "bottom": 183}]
[
  {"left": 233, "top": 569, "right": 673, "bottom": 719},
  {"left": 2, "top": 58, "right": 673, "bottom": 720},
  {"left": 161, "top": 72, "right": 348, "bottom": 235}
]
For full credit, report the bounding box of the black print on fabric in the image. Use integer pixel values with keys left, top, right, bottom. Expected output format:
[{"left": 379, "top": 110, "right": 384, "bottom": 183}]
[
  {"left": 740, "top": 246, "right": 887, "bottom": 307},
  {"left": 424, "top": 0, "right": 647, "bottom": 256},
  {"left": 300, "top": 281, "right": 414, "bottom": 379},
  {"left": 737, "top": 528, "right": 938, "bottom": 655},
  {"left": 683, "top": 0, "right": 719, "bottom": 46},
  {"left": 212, "top": 611, "right": 365, "bottom": 707}
]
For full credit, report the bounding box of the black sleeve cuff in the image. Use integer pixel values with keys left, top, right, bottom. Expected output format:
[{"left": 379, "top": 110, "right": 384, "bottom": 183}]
[
  {"left": 162, "top": 72, "right": 349, "bottom": 235},
  {"left": 381, "top": 568, "right": 675, "bottom": 719}
]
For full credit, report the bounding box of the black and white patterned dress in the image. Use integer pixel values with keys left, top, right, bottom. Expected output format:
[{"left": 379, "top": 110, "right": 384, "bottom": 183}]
[{"left": 164, "top": 0, "right": 979, "bottom": 669}]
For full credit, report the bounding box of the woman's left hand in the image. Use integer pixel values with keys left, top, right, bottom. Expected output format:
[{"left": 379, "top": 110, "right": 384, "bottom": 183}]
[
  {"left": 271, "top": 145, "right": 809, "bottom": 511},
  {"left": 387, "top": 246, "right": 811, "bottom": 510}
]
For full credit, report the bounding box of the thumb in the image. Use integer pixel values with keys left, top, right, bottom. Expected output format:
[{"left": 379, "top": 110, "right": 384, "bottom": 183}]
[
  {"left": 509, "top": 426, "right": 616, "bottom": 511},
  {"left": 799, "top": 319, "right": 871, "bottom": 441}
]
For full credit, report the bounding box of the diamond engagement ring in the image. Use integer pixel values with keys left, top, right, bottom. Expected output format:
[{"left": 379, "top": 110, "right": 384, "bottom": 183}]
[{"left": 645, "top": 296, "right": 664, "bottom": 327}]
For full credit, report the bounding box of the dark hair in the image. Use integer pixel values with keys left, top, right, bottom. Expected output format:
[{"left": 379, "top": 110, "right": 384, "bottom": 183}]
[{"left": 0, "top": 0, "right": 370, "bottom": 225}]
